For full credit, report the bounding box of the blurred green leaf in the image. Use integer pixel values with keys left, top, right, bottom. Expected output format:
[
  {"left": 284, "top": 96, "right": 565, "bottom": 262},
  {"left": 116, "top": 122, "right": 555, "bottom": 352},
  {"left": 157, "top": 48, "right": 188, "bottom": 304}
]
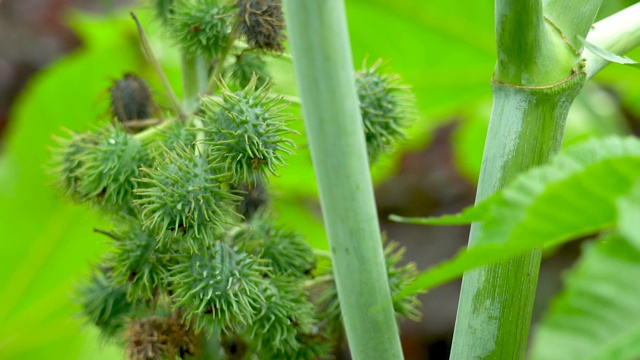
[
  {"left": 0, "top": 11, "right": 150, "bottom": 360},
  {"left": 530, "top": 233, "right": 640, "bottom": 360},
  {"left": 617, "top": 179, "right": 640, "bottom": 251},
  {"left": 393, "top": 136, "right": 640, "bottom": 295}
]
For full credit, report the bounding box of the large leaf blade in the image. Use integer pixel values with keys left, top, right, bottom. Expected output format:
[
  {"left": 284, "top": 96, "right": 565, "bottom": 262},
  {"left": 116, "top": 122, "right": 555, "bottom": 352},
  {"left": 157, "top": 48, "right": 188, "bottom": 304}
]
[
  {"left": 530, "top": 233, "right": 640, "bottom": 360},
  {"left": 395, "top": 137, "right": 640, "bottom": 295}
]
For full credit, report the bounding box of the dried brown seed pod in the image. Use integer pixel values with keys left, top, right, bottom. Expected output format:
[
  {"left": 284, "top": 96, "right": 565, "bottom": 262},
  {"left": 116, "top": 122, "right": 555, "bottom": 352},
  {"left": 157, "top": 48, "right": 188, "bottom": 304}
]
[
  {"left": 236, "top": 0, "right": 286, "bottom": 53},
  {"left": 110, "top": 74, "right": 160, "bottom": 132}
]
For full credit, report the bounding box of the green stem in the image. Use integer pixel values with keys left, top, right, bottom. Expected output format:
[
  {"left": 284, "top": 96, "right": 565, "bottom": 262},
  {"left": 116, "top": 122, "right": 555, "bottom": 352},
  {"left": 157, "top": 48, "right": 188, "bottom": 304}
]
[
  {"left": 450, "top": 0, "right": 600, "bottom": 358},
  {"left": 206, "top": 27, "right": 238, "bottom": 94},
  {"left": 181, "top": 54, "right": 209, "bottom": 156},
  {"left": 282, "top": 1, "right": 403, "bottom": 359},
  {"left": 134, "top": 119, "right": 175, "bottom": 141},
  {"left": 450, "top": 74, "right": 585, "bottom": 360},
  {"left": 543, "top": 0, "right": 603, "bottom": 51},
  {"left": 584, "top": 3, "right": 640, "bottom": 79},
  {"left": 181, "top": 54, "right": 208, "bottom": 113},
  {"left": 494, "top": 0, "right": 573, "bottom": 86},
  {"left": 131, "top": 12, "right": 186, "bottom": 121}
]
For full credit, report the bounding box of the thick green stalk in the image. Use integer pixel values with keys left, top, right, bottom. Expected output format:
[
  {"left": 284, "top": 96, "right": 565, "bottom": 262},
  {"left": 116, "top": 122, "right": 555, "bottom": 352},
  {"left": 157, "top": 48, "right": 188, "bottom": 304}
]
[
  {"left": 450, "top": 0, "right": 602, "bottom": 358},
  {"left": 282, "top": 1, "right": 403, "bottom": 359},
  {"left": 450, "top": 75, "right": 584, "bottom": 359},
  {"left": 494, "top": 0, "right": 573, "bottom": 85},
  {"left": 543, "top": 0, "right": 603, "bottom": 51}
]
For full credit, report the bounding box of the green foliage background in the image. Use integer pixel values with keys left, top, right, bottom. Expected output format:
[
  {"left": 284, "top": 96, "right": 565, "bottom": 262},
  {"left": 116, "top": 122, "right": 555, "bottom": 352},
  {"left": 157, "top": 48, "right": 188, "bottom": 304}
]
[{"left": 0, "top": 1, "right": 638, "bottom": 359}]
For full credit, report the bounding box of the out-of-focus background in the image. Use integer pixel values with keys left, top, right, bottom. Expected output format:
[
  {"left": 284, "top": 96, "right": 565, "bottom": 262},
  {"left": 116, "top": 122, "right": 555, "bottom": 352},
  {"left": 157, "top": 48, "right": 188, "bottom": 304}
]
[{"left": 1, "top": 0, "right": 639, "bottom": 359}]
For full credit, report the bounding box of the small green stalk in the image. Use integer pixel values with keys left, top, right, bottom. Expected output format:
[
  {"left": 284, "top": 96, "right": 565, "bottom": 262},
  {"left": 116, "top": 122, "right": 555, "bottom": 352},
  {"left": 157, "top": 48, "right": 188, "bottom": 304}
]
[
  {"left": 181, "top": 54, "right": 208, "bottom": 113},
  {"left": 282, "top": 1, "right": 403, "bottom": 359},
  {"left": 584, "top": 2, "right": 640, "bottom": 78},
  {"left": 131, "top": 12, "right": 186, "bottom": 121},
  {"left": 450, "top": 0, "right": 602, "bottom": 358}
]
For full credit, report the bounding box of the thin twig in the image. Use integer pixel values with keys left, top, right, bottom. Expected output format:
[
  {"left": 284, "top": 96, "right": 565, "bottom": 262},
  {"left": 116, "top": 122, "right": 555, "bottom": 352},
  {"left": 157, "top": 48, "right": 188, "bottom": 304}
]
[
  {"left": 131, "top": 12, "right": 186, "bottom": 122},
  {"left": 206, "top": 26, "right": 240, "bottom": 94},
  {"left": 93, "top": 228, "right": 121, "bottom": 241}
]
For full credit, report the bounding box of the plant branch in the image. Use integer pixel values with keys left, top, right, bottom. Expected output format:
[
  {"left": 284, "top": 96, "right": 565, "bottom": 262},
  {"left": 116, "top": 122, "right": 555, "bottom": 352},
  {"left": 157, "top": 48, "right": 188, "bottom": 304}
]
[
  {"left": 494, "top": 0, "right": 575, "bottom": 86},
  {"left": 584, "top": 2, "right": 640, "bottom": 79},
  {"left": 181, "top": 54, "right": 208, "bottom": 113},
  {"left": 206, "top": 26, "right": 239, "bottom": 95},
  {"left": 282, "top": 1, "right": 404, "bottom": 359},
  {"left": 131, "top": 12, "right": 186, "bottom": 121},
  {"left": 542, "top": 0, "right": 602, "bottom": 51},
  {"left": 450, "top": 0, "right": 590, "bottom": 357}
]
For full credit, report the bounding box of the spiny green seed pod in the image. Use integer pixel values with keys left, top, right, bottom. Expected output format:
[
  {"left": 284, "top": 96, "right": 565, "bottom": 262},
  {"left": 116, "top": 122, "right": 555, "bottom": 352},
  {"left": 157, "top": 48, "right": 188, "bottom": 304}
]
[
  {"left": 169, "top": 0, "right": 233, "bottom": 59},
  {"left": 236, "top": 0, "right": 286, "bottom": 53},
  {"left": 385, "top": 240, "right": 422, "bottom": 321},
  {"left": 313, "top": 238, "right": 421, "bottom": 336},
  {"left": 76, "top": 124, "right": 148, "bottom": 214},
  {"left": 126, "top": 313, "right": 200, "bottom": 360},
  {"left": 169, "top": 242, "right": 269, "bottom": 333},
  {"left": 248, "top": 279, "right": 315, "bottom": 354},
  {"left": 232, "top": 214, "right": 315, "bottom": 277},
  {"left": 226, "top": 52, "right": 270, "bottom": 89},
  {"left": 355, "top": 60, "right": 413, "bottom": 163},
  {"left": 106, "top": 222, "right": 171, "bottom": 302},
  {"left": 153, "top": 118, "right": 198, "bottom": 152},
  {"left": 49, "top": 130, "right": 96, "bottom": 203},
  {"left": 135, "top": 144, "right": 241, "bottom": 250},
  {"left": 76, "top": 270, "right": 136, "bottom": 338},
  {"left": 200, "top": 78, "right": 296, "bottom": 186},
  {"left": 51, "top": 124, "right": 147, "bottom": 214}
]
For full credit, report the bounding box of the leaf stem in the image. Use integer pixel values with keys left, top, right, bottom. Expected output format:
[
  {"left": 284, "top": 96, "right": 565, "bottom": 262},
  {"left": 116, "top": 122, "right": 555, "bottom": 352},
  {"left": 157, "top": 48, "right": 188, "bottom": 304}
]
[{"left": 584, "top": 3, "right": 640, "bottom": 79}]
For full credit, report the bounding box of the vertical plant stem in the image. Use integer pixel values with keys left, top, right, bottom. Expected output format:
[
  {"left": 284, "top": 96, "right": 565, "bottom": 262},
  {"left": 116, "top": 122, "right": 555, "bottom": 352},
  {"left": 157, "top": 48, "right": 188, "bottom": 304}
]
[
  {"left": 450, "top": 0, "right": 603, "bottom": 358},
  {"left": 181, "top": 54, "right": 208, "bottom": 156},
  {"left": 282, "top": 1, "right": 404, "bottom": 359},
  {"left": 450, "top": 75, "right": 584, "bottom": 359}
]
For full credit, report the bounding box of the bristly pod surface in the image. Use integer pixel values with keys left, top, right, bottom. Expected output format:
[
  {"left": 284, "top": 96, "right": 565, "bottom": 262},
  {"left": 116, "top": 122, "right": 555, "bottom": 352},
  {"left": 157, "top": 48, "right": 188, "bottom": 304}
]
[
  {"left": 248, "top": 278, "right": 315, "bottom": 355},
  {"left": 50, "top": 124, "right": 148, "bottom": 215},
  {"left": 75, "top": 270, "right": 137, "bottom": 339},
  {"left": 169, "top": 242, "right": 269, "bottom": 333},
  {"left": 236, "top": 0, "right": 286, "bottom": 53},
  {"left": 50, "top": 130, "right": 97, "bottom": 203},
  {"left": 169, "top": 0, "right": 234, "bottom": 59},
  {"left": 200, "top": 78, "right": 296, "bottom": 186},
  {"left": 231, "top": 213, "right": 316, "bottom": 278},
  {"left": 134, "top": 143, "right": 242, "bottom": 250},
  {"left": 226, "top": 51, "right": 271, "bottom": 89},
  {"left": 313, "top": 238, "right": 422, "bottom": 337},
  {"left": 355, "top": 60, "right": 414, "bottom": 163},
  {"left": 105, "top": 221, "right": 172, "bottom": 302}
]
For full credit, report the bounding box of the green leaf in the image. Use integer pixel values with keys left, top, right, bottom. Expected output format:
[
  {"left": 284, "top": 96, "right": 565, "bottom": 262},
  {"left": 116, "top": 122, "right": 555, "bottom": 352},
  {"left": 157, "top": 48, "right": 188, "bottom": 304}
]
[
  {"left": 582, "top": 37, "right": 640, "bottom": 69},
  {"left": 0, "top": 11, "right": 151, "bottom": 360},
  {"left": 530, "top": 233, "right": 640, "bottom": 360},
  {"left": 395, "top": 136, "right": 640, "bottom": 295},
  {"left": 617, "top": 179, "right": 640, "bottom": 251}
]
